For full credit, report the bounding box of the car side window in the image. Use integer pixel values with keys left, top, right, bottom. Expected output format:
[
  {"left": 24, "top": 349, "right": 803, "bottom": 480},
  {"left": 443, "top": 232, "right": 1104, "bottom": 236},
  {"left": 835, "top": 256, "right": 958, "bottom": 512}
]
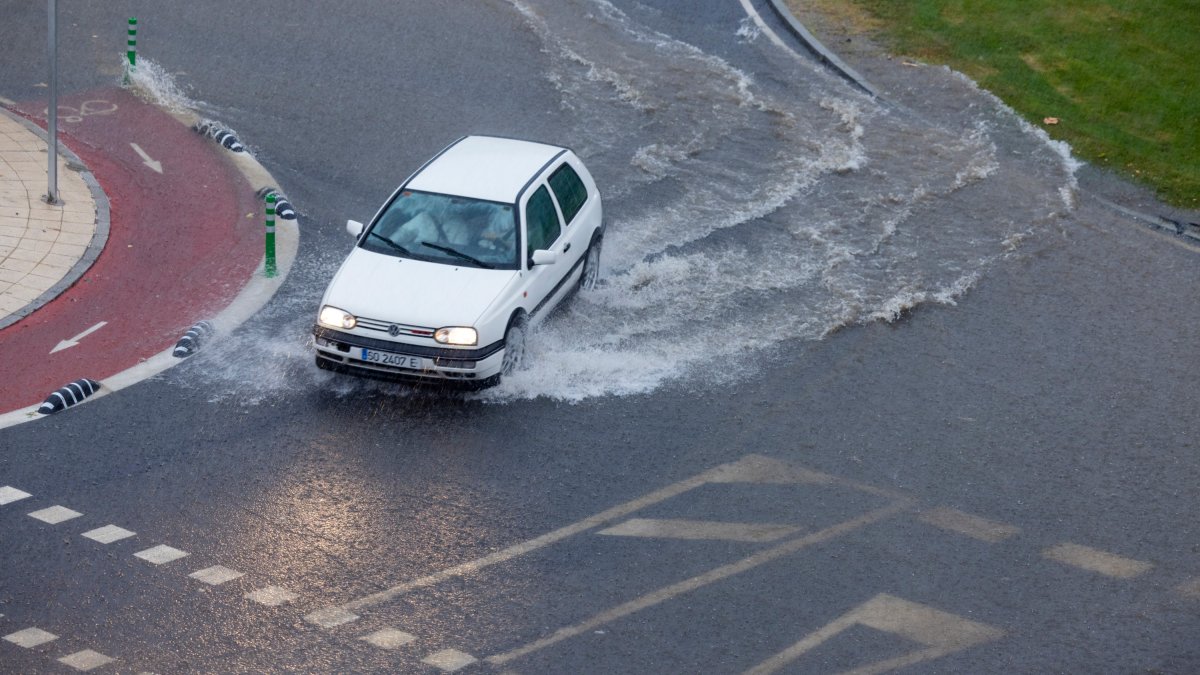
[
  {"left": 548, "top": 163, "right": 588, "bottom": 226},
  {"left": 525, "top": 185, "right": 561, "bottom": 259}
]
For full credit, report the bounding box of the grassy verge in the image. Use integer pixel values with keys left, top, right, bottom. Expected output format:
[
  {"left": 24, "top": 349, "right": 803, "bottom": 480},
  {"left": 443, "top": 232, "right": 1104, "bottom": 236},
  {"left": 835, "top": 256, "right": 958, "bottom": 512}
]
[{"left": 788, "top": 0, "right": 1200, "bottom": 208}]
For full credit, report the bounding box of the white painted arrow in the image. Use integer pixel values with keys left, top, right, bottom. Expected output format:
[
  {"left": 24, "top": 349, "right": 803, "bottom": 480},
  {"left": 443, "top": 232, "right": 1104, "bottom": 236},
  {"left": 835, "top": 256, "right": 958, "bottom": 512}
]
[
  {"left": 51, "top": 321, "right": 107, "bottom": 354},
  {"left": 129, "top": 142, "right": 163, "bottom": 173}
]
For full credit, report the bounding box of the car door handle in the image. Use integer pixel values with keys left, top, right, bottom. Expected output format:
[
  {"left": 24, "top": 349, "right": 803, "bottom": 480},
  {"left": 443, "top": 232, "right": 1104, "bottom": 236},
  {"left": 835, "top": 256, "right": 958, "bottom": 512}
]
[{"left": 563, "top": 243, "right": 571, "bottom": 253}]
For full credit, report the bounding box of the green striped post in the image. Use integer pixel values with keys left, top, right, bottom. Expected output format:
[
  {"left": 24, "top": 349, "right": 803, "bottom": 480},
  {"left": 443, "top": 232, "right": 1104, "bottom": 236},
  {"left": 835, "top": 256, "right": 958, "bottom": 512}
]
[
  {"left": 124, "top": 17, "right": 137, "bottom": 83},
  {"left": 265, "top": 192, "right": 277, "bottom": 277}
]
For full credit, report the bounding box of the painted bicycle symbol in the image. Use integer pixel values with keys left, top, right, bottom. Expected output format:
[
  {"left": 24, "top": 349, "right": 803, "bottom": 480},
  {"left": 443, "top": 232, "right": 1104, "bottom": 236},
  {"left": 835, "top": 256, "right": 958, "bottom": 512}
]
[{"left": 43, "top": 99, "right": 118, "bottom": 124}]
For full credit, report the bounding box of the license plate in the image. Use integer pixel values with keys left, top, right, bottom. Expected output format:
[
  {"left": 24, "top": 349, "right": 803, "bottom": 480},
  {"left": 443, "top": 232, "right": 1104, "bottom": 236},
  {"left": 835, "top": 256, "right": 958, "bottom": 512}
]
[{"left": 360, "top": 348, "right": 425, "bottom": 370}]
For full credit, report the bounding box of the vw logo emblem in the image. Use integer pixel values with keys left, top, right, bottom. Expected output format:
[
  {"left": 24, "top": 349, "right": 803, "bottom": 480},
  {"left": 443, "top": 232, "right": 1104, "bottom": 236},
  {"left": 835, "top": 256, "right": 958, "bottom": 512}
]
[{"left": 388, "top": 324, "right": 402, "bottom": 337}]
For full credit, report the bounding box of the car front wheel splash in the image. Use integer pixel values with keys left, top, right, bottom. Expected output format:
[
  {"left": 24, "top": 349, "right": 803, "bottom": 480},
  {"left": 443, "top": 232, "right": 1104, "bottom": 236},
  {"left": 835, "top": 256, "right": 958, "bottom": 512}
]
[{"left": 500, "top": 321, "right": 527, "bottom": 377}]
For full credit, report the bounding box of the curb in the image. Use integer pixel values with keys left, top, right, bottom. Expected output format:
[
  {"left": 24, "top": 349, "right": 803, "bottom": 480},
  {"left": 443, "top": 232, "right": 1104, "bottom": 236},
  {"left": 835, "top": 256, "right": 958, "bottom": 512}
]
[
  {"left": 764, "top": 0, "right": 880, "bottom": 98},
  {"left": 761, "top": 0, "right": 1200, "bottom": 251},
  {"left": 0, "top": 106, "right": 111, "bottom": 332},
  {"left": 1085, "top": 191, "right": 1200, "bottom": 245},
  {"left": 0, "top": 100, "right": 299, "bottom": 429}
]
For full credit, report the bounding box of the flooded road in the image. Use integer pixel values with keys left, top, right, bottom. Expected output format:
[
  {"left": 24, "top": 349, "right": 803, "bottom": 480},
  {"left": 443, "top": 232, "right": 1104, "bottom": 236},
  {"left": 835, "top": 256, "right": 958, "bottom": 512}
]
[{"left": 192, "top": 0, "right": 1080, "bottom": 404}]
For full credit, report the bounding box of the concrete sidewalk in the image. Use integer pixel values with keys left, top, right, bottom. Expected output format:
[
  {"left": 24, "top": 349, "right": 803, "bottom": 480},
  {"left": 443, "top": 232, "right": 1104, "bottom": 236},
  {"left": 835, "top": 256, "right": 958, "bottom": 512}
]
[{"left": 0, "top": 108, "right": 105, "bottom": 330}]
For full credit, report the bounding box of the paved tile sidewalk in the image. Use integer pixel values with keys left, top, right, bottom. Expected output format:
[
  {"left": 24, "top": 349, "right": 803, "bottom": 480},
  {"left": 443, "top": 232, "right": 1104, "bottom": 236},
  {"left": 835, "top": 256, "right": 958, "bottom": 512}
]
[{"left": 0, "top": 109, "right": 100, "bottom": 325}]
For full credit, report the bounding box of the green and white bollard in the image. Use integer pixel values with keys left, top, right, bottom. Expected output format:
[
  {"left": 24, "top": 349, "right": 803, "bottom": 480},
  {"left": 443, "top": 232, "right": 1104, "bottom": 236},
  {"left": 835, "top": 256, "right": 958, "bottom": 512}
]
[
  {"left": 123, "top": 17, "right": 137, "bottom": 84},
  {"left": 265, "top": 192, "right": 277, "bottom": 278}
]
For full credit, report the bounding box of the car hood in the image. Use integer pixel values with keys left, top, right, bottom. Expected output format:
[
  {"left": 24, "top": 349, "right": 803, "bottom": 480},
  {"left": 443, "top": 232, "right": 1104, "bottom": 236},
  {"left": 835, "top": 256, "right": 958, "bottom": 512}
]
[{"left": 324, "top": 248, "right": 518, "bottom": 328}]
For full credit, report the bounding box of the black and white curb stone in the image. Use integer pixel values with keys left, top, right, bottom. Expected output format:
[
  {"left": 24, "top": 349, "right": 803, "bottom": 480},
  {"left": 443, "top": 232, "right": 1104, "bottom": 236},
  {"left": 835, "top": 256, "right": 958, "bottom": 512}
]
[
  {"left": 38, "top": 379, "right": 101, "bottom": 415},
  {"left": 193, "top": 119, "right": 245, "bottom": 153},
  {"left": 172, "top": 320, "right": 214, "bottom": 358},
  {"left": 256, "top": 187, "right": 296, "bottom": 220}
]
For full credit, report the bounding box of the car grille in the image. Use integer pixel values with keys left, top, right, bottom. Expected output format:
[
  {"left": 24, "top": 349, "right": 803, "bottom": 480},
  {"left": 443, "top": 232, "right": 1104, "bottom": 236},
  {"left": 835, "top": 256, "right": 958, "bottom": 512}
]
[
  {"left": 313, "top": 326, "right": 506, "bottom": 360},
  {"left": 355, "top": 316, "right": 435, "bottom": 339}
]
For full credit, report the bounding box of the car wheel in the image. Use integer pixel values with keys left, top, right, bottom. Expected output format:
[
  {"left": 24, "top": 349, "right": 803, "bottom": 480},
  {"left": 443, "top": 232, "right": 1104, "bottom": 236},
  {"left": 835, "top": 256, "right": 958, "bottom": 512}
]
[
  {"left": 580, "top": 235, "right": 602, "bottom": 291},
  {"left": 500, "top": 319, "right": 527, "bottom": 376},
  {"left": 315, "top": 354, "right": 335, "bottom": 371}
]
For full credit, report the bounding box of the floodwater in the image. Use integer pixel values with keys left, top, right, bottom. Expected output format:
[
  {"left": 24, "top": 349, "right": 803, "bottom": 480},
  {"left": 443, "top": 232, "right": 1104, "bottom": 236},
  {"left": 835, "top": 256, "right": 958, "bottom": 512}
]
[{"left": 191, "top": 0, "right": 1080, "bottom": 404}]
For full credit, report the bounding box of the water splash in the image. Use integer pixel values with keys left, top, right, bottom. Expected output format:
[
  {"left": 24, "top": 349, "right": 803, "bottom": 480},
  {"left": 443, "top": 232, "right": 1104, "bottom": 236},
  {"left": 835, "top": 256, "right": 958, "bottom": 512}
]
[{"left": 190, "top": 0, "right": 1078, "bottom": 406}]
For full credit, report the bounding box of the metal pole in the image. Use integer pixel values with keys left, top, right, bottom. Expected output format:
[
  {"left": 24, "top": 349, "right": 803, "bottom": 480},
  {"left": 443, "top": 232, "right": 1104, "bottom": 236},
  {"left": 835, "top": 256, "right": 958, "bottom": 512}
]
[{"left": 46, "top": 0, "right": 58, "bottom": 204}]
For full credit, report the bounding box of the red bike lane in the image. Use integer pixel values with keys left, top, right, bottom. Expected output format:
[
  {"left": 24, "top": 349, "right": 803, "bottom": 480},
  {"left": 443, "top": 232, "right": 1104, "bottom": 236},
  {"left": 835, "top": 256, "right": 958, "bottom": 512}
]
[{"left": 0, "top": 87, "right": 262, "bottom": 413}]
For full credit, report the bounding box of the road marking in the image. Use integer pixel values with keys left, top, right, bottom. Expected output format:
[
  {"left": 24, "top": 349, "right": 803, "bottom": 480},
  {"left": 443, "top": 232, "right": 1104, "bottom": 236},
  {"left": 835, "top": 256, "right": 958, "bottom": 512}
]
[
  {"left": 316, "top": 455, "right": 840, "bottom": 625},
  {"left": 917, "top": 507, "right": 1020, "bottom": 543},
  {"left": 422, "top": 649, "right": 478, "bottom": 673},
  {"left": 735, "top": 0, "right": 794, "bottom": 53},
  {"left": 189, "top": 565, "right": 244, "bottom": 586},
  {"left": 1042, "top": 543, "right": 1152, "bottom": 579},
  {"left": 311, "top": 460, "right": 728, "bottom": 623},
  {"left": 485, "top": 501, "right": 910, "bottom": 666},
  {"left": 50, "top": 321, "right": 107, "bottom": 354},
  {"left": 0, "top": 486, "right": 32, "bottom": 505},
  {"left": 50, "top": 100, "right": 118, "bottom": 124},
  {"left": 597, "top": 518, "right": 800, "bottom": 543},
  {"left": 129, "top": 143, "right": 163, "bottom": 174},
  {"left": 58, "top": 649, "right": 115, "bottom": 671},
  {"left": 133, "top": 545, "right": 189, "bottom": 565},
  {"left": 28, "top": 505, "right": 82, "bottom": 524},
  {"left": 304, "top": 607, "right": 359, "bottom": 628},
  {"left": 362, "top": 628, "right": 417, "bottom": 650},
  {"left": 81, "top": 524, "right": 136, "bottom": 544},
  {"left": 743, "top": 594, "right": 1005, "bottom": 675},
  {"left": 3, "top": 626, "right": 59, "bottom": 648},
  {"left": 245, "top": 586, "right": 298, "bottom": 607},
  {"left": 1177, "top": 579, "right": 1200, "bottom": 598}
]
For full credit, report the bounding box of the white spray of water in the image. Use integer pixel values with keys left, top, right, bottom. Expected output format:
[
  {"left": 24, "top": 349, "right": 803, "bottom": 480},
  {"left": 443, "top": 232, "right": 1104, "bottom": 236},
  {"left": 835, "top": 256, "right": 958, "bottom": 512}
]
[{"left": 123, "top": 57, "right": 196, "bottom": 114}]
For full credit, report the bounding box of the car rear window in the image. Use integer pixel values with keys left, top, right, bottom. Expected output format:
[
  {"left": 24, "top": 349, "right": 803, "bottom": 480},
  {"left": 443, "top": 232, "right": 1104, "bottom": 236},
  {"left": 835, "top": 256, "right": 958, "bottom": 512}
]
[{"left": 548, "top": 163, "right": 588, "bottom": 225}]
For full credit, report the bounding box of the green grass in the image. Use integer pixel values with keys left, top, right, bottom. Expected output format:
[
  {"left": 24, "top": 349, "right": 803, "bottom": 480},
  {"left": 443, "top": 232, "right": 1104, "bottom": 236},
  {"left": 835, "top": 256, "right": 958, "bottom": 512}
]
[{"left": 825, "top": 0, "right": 1200, "bottom": 208}]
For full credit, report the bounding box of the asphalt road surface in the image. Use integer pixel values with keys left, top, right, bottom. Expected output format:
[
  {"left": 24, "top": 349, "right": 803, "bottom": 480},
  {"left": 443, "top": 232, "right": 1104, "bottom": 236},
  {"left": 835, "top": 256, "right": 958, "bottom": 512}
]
[{"left": 1, "top": 1, "right": 1198, "bottom": 673}]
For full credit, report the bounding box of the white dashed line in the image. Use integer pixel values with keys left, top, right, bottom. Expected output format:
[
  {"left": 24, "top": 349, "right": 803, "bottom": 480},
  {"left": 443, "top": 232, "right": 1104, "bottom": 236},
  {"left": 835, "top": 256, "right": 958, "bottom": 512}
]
[
  {"left": 245, "top": 586, "right": 298, "bottom": 607},
  {"left": 58, "top": 649, "right": 115, "bottom": 671},
  {"left": 361, "top": 628, "right": 417, "bottom": 650},
  {"left": 918, "top": 507, "right": 1021, "bottom": 543},
  {"left": 422, "top": 648, "right": 478, "bottom": 672},
  {"left": 303, "top": 607, "right": 359, "bottom": 628},
  {"left": 81, "top": 525, "right": 136, "bottom": 544},
  {"left": 189, "top": 565, "right": 244, "bottom": 586},
  {"left": 1042, "top": 543, "right": 1153, "bottom": 579},
  {"left": 133, "top": 545, "right": 189, "bottom": 565},
  {"left": 1176, "top": 579, "right": 1200, "bottom": 598},
  {"left": 27, "top": 505, "right": 82, "bottom": 524},
  {"left": 0, "top": 486, "right": 32, "bottom": 505},
  {"left": 3, "top": 626, "right": 59, "bottom": 648}
]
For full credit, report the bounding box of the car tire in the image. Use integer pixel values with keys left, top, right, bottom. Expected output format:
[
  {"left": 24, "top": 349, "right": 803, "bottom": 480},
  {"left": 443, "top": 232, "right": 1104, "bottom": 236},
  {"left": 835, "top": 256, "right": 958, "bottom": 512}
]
[
  {"left": 500, "top": 318, "right": 527, "bottom": 377},
  {"left": 579, "top": 234, "right": 602, "bottom": 291},
  {"left": 315, "top": 354, "right": 336, "bottom": 371}
]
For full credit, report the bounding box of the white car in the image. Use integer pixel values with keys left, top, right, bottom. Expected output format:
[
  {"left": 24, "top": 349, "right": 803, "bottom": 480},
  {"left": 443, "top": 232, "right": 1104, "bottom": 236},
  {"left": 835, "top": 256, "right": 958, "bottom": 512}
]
[{"left": 313, "top": 135, "right": 604, "bottom": 385}]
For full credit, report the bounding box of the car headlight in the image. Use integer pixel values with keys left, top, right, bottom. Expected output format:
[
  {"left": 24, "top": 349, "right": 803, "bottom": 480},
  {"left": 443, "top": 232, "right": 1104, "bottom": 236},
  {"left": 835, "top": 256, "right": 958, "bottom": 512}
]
[
  {"left": 434, "top": 326, "right": 477, "bottom": 346},
  {"left": 318, "top": 305, "right": 357, "bottom": 330}
]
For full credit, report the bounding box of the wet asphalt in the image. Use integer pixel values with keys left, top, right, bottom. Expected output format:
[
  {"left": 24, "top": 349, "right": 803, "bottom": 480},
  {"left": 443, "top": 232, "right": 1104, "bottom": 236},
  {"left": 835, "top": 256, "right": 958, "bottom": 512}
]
[{"left": 1, "top": 0, "right": 1198, "bottom": 672}]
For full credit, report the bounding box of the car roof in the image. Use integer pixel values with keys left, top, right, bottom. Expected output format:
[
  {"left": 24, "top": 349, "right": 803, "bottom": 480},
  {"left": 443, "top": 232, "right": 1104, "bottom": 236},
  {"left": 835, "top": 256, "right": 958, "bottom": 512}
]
[{"left": 406, "top": 135, "right": 567, "bottom": 204}]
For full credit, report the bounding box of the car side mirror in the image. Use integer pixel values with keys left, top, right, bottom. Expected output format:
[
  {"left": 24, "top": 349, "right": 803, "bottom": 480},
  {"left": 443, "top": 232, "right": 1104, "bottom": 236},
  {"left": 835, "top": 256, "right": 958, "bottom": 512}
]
[
  {"left": 530, "top": 249, "right": 558, "bottom": 266},
  {"left": 346, "top": 219, "right": 364, "bottom": 238}
]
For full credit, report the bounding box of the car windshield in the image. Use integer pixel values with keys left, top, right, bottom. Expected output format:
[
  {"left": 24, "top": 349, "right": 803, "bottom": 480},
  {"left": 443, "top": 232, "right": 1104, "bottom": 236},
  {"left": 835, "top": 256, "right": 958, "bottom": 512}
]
[{"left": 361, "top": 190, "right": 518, "bottom": 269}]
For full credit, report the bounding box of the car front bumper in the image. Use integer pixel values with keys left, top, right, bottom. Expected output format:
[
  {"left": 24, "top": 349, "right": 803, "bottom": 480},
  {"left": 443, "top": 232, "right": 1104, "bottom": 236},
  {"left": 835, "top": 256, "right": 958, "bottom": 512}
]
[{"left": 312, "top": 325, "right": 505, "bottom": 382}]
